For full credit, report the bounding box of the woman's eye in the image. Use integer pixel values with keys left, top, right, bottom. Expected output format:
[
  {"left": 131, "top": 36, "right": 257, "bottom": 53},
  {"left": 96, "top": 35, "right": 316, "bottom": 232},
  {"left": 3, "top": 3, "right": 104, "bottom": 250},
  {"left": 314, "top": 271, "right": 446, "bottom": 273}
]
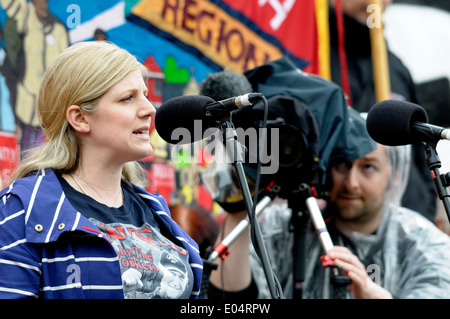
[{"left": 121, "top": 96, "right": 133, "bottom": 102}]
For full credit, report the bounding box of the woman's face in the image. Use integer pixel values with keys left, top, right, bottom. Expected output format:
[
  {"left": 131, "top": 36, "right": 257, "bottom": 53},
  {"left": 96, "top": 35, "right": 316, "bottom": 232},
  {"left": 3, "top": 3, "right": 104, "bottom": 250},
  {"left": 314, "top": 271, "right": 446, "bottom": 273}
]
[{"left": 85, "top": 69, "right": 156, "bottom": 165}]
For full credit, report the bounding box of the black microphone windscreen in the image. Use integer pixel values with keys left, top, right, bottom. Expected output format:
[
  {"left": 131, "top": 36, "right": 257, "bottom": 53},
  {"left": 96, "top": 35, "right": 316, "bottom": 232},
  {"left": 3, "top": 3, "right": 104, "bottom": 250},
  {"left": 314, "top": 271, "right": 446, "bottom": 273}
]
[
  {"left": 155, "top": 95, "right": 215, "bottom": 144},
  {"left": 366, "top": 100, "right": 428, "bottom": 146}
]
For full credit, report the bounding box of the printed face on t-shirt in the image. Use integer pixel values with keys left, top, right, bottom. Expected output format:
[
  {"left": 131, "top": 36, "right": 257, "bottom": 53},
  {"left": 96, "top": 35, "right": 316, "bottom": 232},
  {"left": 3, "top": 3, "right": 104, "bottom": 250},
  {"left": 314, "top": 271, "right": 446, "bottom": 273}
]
[{"left": 89, "top": 218, "right": 193, "bottom": 299}]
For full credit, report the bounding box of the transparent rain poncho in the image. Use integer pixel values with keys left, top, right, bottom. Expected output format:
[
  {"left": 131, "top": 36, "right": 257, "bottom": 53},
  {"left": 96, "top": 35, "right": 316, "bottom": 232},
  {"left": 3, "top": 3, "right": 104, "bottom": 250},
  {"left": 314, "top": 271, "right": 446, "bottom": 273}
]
[{"left": 250, "top": 132, "right": 450, "bottom": 299}]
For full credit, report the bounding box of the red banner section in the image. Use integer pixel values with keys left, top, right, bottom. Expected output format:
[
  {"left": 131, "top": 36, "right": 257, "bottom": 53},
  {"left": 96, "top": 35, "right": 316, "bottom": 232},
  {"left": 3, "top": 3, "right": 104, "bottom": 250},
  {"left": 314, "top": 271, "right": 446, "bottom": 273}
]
[
  {"left": 0, "top": 132, "right": 19, "bottom": 188},
  {"left": 222, "top": 0, "right": 318, "bottom": 74}
]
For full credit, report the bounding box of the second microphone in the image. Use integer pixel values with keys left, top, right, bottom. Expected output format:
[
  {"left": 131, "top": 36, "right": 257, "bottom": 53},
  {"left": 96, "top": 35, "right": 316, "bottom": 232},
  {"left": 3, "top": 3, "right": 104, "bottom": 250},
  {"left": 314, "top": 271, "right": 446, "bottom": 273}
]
[{"left": 155, "top": 93, "right": 263, "bottom": 145}]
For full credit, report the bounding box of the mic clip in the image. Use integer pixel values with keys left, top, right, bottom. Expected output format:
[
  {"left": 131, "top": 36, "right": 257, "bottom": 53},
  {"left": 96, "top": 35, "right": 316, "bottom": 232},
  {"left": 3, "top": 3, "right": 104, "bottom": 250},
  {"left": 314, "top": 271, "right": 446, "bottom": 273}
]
[{"left": 205, "top": 93, "right": 264, "bottom": 112}]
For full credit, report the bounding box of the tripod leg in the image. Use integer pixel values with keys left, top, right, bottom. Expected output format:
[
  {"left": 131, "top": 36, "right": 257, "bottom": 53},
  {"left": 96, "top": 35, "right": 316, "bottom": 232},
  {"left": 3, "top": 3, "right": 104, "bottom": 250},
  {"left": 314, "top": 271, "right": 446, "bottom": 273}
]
[{"left": 299, "top": 184, "right": 351, "bottom": 298}]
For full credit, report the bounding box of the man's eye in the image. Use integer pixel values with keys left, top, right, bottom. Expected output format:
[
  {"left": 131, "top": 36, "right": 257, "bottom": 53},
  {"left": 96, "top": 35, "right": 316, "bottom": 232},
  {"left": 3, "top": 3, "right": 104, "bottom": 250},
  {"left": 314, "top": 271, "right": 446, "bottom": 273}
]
[
  {"left": 333, "top": 162, "right": 351, "bottom": 173},
  {"left": 363, "top": 164, "right": 376, "bottom": 172}
]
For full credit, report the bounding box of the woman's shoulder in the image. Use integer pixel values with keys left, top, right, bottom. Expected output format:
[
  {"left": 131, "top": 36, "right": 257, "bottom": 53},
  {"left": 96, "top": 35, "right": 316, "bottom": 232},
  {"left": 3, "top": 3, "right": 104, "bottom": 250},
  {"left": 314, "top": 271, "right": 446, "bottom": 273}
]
[{"left": 1, "top": 169, "right": 57, "bottom": 196}]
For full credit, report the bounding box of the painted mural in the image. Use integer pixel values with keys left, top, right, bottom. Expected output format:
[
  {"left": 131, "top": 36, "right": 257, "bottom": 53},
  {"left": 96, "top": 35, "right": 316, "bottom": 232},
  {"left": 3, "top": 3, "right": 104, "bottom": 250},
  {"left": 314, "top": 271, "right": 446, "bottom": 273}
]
[{"left": 0, "top": 0, "right": 318, "bottom": 212}]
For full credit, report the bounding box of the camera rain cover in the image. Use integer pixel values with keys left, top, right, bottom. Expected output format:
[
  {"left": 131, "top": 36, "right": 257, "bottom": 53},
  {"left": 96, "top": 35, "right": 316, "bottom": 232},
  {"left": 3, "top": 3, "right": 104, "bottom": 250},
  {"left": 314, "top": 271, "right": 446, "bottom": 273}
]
[{"left": 238, "top": 56, "right": 375, "bottom": 194}]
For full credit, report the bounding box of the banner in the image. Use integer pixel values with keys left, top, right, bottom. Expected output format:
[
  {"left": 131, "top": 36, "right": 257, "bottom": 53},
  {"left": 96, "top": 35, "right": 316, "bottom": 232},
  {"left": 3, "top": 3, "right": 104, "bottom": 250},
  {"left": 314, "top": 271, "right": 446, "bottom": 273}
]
[
  {"left": 0, "top": 131, "right": 18, "bottom": 188},
  {"left": 128, "top": 0, "right": 313, "bottom": 73},
  {"left": 221, "top": 0, "right": 318, "bottom": 73}
]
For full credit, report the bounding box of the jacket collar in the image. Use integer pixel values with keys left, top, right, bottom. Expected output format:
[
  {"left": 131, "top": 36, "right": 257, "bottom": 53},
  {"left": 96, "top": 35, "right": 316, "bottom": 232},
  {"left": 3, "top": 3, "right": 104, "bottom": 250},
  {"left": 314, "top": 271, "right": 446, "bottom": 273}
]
[
  {"left": 9, "top": 170, "right": 108, "bottom": 243},
  {"left": 10, "top": 169, "right": 173, "bottom": 245}
]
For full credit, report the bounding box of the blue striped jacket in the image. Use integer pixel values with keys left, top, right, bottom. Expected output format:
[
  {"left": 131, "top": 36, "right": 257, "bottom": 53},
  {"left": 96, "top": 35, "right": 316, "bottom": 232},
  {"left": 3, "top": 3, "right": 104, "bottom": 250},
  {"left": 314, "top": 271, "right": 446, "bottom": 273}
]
[{"left": 0, "top": 169, "right": 203, "bottom": 298}]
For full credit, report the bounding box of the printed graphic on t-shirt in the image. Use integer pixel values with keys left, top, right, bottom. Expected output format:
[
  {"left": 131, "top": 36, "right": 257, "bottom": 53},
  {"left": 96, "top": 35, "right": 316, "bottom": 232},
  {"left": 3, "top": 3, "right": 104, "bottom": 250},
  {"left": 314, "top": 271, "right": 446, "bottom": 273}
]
[{"left": 89, "top": 218, "right": 193, "bottom": 299}]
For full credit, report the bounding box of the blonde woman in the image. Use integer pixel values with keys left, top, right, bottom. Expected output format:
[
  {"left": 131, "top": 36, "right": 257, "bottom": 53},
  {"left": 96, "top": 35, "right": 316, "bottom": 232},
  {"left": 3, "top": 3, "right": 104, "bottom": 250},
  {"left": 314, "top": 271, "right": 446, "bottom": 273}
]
[{"left": 0, "top": 41, "right": 202, "bottom": 299}]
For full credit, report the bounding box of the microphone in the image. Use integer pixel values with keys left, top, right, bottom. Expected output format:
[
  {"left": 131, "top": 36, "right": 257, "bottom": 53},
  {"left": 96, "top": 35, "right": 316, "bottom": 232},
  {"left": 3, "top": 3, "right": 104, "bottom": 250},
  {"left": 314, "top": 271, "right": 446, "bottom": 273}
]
[
  {"left": 155, "top": 93, "right": 263, "bottom": 144},
  {"left": 204, "top": 93, "right": 262, "bottom": 111},
  {"left": 366, "top": 99, "right": 450, "bottom": 146}
]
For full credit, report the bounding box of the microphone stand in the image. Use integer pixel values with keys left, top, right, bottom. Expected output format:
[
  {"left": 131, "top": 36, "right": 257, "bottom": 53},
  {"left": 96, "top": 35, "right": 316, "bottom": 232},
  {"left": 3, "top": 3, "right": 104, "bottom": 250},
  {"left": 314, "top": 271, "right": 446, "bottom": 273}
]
[
  {"left": 219, "top": 119, "right": 282, "bottom": 299},
  {"left": 423, "top": 142, "right": 450, "bottom": 222}
]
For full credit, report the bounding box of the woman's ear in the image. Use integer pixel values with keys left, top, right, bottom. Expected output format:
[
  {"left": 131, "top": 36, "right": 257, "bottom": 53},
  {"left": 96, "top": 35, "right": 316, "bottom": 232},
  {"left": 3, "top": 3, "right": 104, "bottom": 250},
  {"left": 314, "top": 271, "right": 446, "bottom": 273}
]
[{"left": 66, "top": 105, "right": 90, "bottom": 133}]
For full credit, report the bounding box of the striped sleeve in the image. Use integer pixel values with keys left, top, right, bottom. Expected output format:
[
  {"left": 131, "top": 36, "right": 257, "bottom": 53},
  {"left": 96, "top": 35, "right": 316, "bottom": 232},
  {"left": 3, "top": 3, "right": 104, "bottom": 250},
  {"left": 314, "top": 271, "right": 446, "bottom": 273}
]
[{"left": 0, "top": 193, "right": 42, "bottom": 298}]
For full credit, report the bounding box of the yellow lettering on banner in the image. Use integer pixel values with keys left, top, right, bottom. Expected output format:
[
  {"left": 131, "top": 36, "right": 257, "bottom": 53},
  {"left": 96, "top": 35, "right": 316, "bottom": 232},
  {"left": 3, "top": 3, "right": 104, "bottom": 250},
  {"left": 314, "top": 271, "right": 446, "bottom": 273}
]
[{"left": 132, "top": 0, "right": 284, "bottom": 72}]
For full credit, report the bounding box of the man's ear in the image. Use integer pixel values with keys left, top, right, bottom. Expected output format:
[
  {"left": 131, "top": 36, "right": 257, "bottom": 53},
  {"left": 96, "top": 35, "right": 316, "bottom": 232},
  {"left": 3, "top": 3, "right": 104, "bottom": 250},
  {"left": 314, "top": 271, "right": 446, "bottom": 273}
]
[{"left": 66, "top": 105, "right": 90, "bottom": 133}]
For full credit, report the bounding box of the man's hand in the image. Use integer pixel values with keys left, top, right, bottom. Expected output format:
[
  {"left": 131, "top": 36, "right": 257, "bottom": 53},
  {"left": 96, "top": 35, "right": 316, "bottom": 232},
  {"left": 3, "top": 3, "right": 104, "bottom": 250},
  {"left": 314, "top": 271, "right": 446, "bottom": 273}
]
[{"left": 329, "top": 246, "right": 393, "bottom": 299}]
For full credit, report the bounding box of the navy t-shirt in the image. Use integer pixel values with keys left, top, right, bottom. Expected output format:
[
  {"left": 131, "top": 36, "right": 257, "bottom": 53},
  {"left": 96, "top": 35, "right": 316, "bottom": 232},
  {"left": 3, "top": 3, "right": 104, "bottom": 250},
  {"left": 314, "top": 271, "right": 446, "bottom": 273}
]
[{"left": 57, "top": 172, "right": 193, "bottom": 299}]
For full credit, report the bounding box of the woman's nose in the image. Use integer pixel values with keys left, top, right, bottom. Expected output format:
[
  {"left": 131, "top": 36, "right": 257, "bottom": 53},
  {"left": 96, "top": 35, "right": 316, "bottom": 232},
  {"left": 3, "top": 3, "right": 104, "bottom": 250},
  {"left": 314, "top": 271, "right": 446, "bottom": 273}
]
[{"left": 140, "top": 97, "right": 156, "bottom": 118}]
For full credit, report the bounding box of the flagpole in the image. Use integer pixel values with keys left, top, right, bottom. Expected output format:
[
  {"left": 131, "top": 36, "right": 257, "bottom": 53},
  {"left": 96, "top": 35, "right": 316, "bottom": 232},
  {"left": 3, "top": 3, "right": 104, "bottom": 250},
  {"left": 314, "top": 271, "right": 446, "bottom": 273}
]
[
  {"left": 315, "top": 0, "right": 331, "bottom": 80},
  {"left": 368, "top": 0, "right": 391, "bottom": 102}
]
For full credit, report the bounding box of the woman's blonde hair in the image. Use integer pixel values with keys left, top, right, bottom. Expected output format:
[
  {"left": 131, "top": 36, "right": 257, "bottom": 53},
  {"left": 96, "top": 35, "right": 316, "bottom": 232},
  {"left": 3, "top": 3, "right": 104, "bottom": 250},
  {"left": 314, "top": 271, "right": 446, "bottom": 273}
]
[{"left": 13, "top": 41, "right": 148, "bottom": 186}]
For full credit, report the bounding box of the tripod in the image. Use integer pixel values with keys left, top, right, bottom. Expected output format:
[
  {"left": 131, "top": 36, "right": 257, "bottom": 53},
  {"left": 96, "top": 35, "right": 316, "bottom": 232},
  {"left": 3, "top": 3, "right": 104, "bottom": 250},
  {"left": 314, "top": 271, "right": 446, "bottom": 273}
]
[{"left": 290, "top": 183, "right": 351, "bottom": 299}]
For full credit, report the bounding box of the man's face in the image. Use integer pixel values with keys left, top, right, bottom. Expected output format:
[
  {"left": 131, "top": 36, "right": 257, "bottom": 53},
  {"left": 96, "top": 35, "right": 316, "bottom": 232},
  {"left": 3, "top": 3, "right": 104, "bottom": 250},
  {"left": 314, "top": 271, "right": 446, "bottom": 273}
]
[
  {"left": 327, "top": 144, "right": 391, "bottom": 226},
  {"left": 32, "top": 0, "right": 49, "bottom": 21}
]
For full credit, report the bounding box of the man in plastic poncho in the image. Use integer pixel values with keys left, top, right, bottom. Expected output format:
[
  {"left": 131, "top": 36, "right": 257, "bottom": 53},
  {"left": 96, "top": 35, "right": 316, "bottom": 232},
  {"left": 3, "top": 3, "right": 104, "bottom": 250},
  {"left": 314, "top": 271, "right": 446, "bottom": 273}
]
[
  {"left": 255, "top": 133, "right": 450, "bottom": 299},
  {"left": 208, "top": 111, "right": 450, "bottom": 299},
  {"left": 301, "top": 142, "right": 450, "bottom": 299}
]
